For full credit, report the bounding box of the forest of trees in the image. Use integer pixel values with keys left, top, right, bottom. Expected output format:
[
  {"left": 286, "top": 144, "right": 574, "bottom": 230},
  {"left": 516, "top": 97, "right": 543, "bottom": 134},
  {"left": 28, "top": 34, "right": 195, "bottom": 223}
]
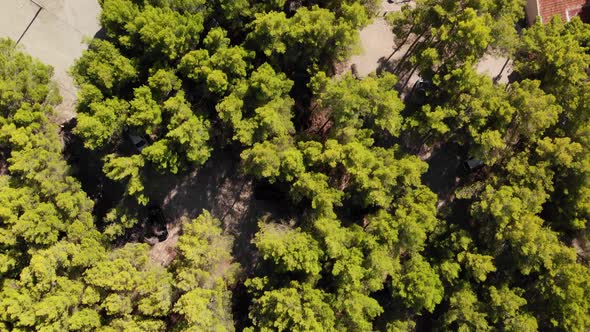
[{"left": 1, "top": 0, "right": 590, "bottom": 330}]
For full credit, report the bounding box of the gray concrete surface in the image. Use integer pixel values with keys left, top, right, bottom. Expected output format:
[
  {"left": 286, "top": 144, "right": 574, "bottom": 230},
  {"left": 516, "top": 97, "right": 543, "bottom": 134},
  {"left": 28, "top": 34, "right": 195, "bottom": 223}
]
[
  {"left": 0, "top": 0, "right": 101, "bottom": 123},
  {"left": 0, "top": 0, "right": 39, "bottom": 41}
]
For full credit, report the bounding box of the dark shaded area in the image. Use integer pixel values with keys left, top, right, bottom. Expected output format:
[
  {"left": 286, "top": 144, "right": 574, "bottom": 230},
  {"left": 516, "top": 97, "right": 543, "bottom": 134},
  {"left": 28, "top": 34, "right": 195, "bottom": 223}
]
[
  {"left": 109, "top": 199, "right": 169, "bottom": 246},
  {"left": 0, "top": 147, "right": 8, "bottom": 175},
  {"left": 568, "top": 2, "right": 590, "bottom": 23},
  {"left": 61, "top": 124, "right": 297, "bottom": 326},
  {"left": 140, "top": 146, "right": 297, "bottom": 328},
  {"left": 231, "top": 282, "right": 253, "bottom": 331},
  {"left": 253, "top": 180, "right": 288, "bottom": 201},
  {"left": 371, "top": 279, "right": 408, "bottom": 331},
  {"left": 62, "top": 119, "right": 175, "bottom": 245},
  {"left": 377, "top": 55, "right": 417, "bottom": 95},
  {"left": 93, "top": 27, "right": 107, "bottom": 40},
  {"left": 581, "top": 4, "right": 590, "bottom": 23},
  {"left": 144, "top": 204, "right": 169, "bottom": 242},
  {"left": 61, "top": 118, "right": 126, "bottom": 221},
  {"left": 421, "top": 143, "right": 465, "bottom": 200}
]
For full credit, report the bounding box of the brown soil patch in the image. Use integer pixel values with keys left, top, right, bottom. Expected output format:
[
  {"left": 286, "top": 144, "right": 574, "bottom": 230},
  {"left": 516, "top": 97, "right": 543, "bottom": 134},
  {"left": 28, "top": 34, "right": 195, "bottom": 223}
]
[
  {"left": 149, "top": 223, "right": 180, "bottom": 266},
  {"left": 144, "top": 148, "right": 293, "bottom": 268}
]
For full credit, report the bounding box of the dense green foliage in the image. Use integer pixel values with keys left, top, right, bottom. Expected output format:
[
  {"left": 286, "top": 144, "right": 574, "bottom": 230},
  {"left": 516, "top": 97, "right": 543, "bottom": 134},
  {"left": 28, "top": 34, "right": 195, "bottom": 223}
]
[
  {"left": 0, "top": 39, "right": 238, "bottom": 330},
  {"left": 71, "top": 0, "right": 371, "bottom": 209},
  {"left": 1, "top": 0, "right": 590, "bottom": 330}
]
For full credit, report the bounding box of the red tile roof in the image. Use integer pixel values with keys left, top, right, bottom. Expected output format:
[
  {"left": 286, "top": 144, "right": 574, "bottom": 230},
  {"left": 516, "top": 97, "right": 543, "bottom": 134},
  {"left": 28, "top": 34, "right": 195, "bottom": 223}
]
[{"left": 538, "top": 0, "right": 590, "bottom": 23}]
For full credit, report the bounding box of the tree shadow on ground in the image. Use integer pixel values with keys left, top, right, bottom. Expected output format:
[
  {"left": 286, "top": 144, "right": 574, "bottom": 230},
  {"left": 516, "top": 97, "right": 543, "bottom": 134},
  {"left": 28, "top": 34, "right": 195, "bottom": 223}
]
[
  {"left": 143, "top": 147, "right": 295, "bottom": 267},
  {"left": 61, "top": 118, "right": 126, "bottom": 221},
  {"left": 376, "top": 45, "right": 420, "bottom": 95},
  {"left": 93, "top": 27, "right": 107, "bottom": 40},
  {"left": 143, "top": 147, "right": 297, "bottom": 329},
  {"left": 0, "top": 147, "right": 9, "bottom": 175},
  {"left": 63, "top": 123, "right": 294, "bottom": 267},
  {"left": 64, "top": 126, "right": 297, "bottom": 327},
  {"left": 421, "top": 142, "right": 465, "bottom": 200}
]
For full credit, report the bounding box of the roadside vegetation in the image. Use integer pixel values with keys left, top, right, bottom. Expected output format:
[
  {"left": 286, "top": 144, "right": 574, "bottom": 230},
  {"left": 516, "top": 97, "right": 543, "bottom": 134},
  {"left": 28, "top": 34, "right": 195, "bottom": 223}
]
[{"left": 1, "top": 0, "right": 590, "bottom": 330}]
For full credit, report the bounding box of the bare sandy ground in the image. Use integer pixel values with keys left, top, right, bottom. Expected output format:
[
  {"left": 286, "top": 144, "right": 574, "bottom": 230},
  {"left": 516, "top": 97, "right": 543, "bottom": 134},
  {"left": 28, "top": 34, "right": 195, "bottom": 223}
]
[
  {"left": 348, "top": 17, "right": 396, "bottom": 77},
  {"left": 346, "top": 1, "right": 414, "bottom": 78},
  {"left": 346, "top": 0, "right": 512, "bottom": 84},
  {"left": 0, "top": 0, "right": 101, "bottom": 123},
  {"left": 477, "top": 54, "right": 513, "bottom": 84}
]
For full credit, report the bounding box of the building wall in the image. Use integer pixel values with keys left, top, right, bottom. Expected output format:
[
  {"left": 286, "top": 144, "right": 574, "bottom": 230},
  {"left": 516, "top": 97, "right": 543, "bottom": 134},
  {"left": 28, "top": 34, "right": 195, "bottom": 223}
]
[
  {"left": 526, "top": 0, "right": 541, "bottom": 25},
  {"left": 538, "top": 0, "right": 588, "bottom": 23},
  {"left": 566, "top": 3, "right": 590, "bottom": 21}
]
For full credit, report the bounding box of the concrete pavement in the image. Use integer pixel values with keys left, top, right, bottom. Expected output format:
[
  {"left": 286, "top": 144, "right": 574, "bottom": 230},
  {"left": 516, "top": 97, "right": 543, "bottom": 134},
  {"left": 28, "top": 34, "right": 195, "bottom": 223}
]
[
  {"left": 0, "top": 0, "right": 101, "bottom": 123},
  {"left": 476, "top": 54, "right": 513, "bottom": 84},
  {"left": 0, "top": 0, "right": 40, "bottom": 42}
]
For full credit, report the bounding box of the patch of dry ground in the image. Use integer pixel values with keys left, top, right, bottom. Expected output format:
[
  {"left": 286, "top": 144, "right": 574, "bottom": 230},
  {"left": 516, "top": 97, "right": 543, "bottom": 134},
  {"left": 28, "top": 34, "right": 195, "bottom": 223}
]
[
  {"left": 343, "top": 0, "right": 512, "bottom": 89},
  {"left": 144, "top": 149, "right": 292, "bottom": 267},
  {"left": 149, "top": 223, "right": 181, "bottom": 266}
]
